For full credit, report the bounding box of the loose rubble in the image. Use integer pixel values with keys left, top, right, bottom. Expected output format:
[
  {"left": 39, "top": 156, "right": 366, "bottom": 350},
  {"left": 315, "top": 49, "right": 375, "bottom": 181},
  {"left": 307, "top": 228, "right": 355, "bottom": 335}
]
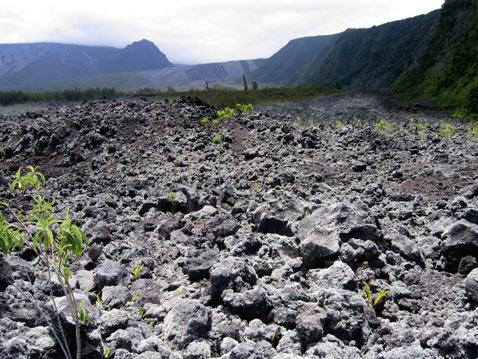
[{"left": 0, "top": 93, "right": 477, "bottom": 358}]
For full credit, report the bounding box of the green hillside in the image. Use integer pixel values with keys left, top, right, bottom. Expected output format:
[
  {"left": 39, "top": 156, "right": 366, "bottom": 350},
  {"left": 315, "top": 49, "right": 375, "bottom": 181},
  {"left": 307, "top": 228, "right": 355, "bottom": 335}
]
[
  {"left": 302, "top": 11, "right": 439, "bottom": 89},
  {"left": 253, "top": 35, "right": 337, "bottom": 85},
  {"left": 392, "top": 0, "right": 478, "bottom": 115}
]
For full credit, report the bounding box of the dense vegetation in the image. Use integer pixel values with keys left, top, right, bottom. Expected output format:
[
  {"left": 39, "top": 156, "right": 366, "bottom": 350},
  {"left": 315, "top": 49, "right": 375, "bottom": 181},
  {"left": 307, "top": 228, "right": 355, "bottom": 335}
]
[
  {"left": 392, "top": 0, "right": 478, "bottom": 116},
  {"left": 0, "top": 88, "right": 120, "bottom": 106},
  {"left": 302, "top": 11, "right": 440, "bottom": 90},
  {"left": 252, "top": 35, "right": 337, "bottom": 85}
]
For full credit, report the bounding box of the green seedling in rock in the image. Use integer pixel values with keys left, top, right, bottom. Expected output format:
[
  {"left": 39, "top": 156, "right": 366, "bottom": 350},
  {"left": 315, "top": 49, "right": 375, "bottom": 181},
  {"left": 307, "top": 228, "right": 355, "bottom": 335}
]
[
  {"left": 353, "top": 117, "right": 363, "bottom": 128},
  {"left": 409, "top": 118, "right": 429, "bottom": 141},
  {"left": 336, "top": 120, "right": 345, "bottom": 131},
  {"left": 217, "top": 107, "right": 236, "bottom": 121},
  {"left": 213, "top": 132, "right": 223, "bottom": 145},
  {"left": 103, "top": 345, "right": 111, "bottom": 359},
  {"left": 467, "top": 121, "right": 478, "bottom": 140},
  {"left": 250, "top": 183, "right": 262, "bottom": 191},
  {"left": 200, "top": 116, "right": 211, "bottom": 125},
  {"left": 440, "top": 122, "right": 456, "bottom": 138},
  {"left": 168, "top": 191, "right": 177, "bottom": 213},
  {"left": 235, "top": 103, "right": 254, "bottom": 113},
  {"left": 362, "top": 282, "right": 391, "bottom": 313},
  {"left": 294, "top": 116, "right": 302, "bottom": 129},
  {"left": 131, "top": 263, "right": 144, "bottom": 281},
  {"left": 374, "top": 118, "right": 395, "bottom": 136},
  {"left": 0, "top": 166, "right": 88, "bottom": 359}
]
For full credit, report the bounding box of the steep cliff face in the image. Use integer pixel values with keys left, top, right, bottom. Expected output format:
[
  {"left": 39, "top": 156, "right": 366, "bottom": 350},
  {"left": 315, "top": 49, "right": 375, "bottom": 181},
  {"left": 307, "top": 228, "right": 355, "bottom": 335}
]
[
  {"left": 302, "top": 11, "right": 439, "bottom": 90},
  {"left": 392, "top": 0, "right": 478, "bottom": 114},
  {"left": 252, "top": 35, "right": 337, "bottom": 85}
]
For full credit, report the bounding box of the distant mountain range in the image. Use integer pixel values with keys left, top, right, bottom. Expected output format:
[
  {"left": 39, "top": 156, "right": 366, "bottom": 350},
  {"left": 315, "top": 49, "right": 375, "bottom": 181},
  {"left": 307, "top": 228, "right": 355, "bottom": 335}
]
[
  {"left": 0, "top": 0, "right": 476, "bottom": 113},
  {"left": 0, "top": 39, "right": 171, "bottom": 90}
]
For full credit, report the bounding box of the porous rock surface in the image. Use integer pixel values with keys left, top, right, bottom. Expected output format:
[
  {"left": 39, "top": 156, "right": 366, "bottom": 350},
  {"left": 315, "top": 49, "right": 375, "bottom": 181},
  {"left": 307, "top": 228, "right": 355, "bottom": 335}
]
[{"left": 0, "top": 93, "right": 477, "bottom": 358}]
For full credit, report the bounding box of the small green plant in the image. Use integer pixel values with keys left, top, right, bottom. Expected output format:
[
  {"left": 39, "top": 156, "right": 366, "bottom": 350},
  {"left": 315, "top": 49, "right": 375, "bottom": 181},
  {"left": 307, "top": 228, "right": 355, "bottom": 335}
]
[
  {"left": 235, "top": 103, "right": 254, "bottom": 113},
  {"left": 409, "top": 118, "right": 429, "bottom": 141},
  {"left": 467, "top": 121, "right": 478, "bottom": 140},
  {"left": 139, "top": 307, "right": 147, "bottom": 319},
  {"left": 336, "top": 120, "right": 345, "bottom": 131},
  {"left": 103, "top": 346, "right": 111, "bottom": 359},
  {"left": 200, "top": 116, "right": 211, "bottom": 125},
  {"left": 353, "top": 117, "right": 363, "bottom": 128},
  {"left": 374, "top": 118, "right": 395, "bottom": 136},
  {"left": 0, "top": 145, "right": 5, "bottom": 159},
  {"left": 294, "top": 116, "right": 302, "bottom": 129},
  {"left": 96, "top": 293, "right": 103, "bottom": 308},
  {"left": 212, "top": 132, "right": 222, "bottom": 145},
  {"left": 78, "top": 301, "right": 90, "bottom": 323},
  {"left": 216, "top": 107, "right": 236, "bottom": 121},
  {"left": 168, "top": 191, "right": 177, "bottom": 212},
  {"left": 362, "top": 282, "right": 391, "bottom": 308},
  {"left": 131, "top": 291, "right": 140, "bottom": 304},
  {"left": 131, "top": 263, "right": 144, "bottom": 281},
  {"left": 250, "top": 183, "right": 262, "bottom": 191},
  {"left": 440, "top": 122, "right": 456, "bottom": 138},
  {"left": 0, "top": 166, "right": 88, "bottom": 359}
]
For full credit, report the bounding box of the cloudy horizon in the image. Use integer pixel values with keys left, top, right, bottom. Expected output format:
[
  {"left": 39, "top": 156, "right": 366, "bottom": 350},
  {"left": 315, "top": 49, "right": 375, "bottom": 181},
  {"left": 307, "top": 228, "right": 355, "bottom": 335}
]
[{"left": 1, "top": 0, "right": 444, "bottom": 64}]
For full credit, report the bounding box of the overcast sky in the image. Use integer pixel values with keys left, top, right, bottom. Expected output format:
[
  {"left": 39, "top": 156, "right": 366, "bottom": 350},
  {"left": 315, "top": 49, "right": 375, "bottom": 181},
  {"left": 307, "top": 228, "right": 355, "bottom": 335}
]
[{"left": 1, "top": 0, "right": 444, "bottom": 64}]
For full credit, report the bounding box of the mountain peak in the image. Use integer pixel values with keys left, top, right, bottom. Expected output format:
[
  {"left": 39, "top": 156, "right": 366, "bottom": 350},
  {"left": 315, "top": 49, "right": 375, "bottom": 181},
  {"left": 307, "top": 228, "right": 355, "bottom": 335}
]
[{"left": 119, "top": 39, "right": 172, "bottom": 71}]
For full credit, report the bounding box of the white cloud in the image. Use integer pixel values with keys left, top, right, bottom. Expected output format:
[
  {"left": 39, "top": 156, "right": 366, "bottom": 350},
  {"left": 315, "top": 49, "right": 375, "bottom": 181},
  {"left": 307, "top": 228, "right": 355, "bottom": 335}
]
[{"left": 0, "top": 0, "right": 445, "bottom": 64}]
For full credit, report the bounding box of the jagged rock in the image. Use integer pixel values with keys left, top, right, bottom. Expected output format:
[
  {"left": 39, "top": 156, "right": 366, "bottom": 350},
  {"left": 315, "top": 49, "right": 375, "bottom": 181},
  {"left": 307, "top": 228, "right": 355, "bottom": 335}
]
[
  {"left": 465, "top": 268, "right": 478, "bottom": 303},
  {"left": 99, "top": 309, "right": 130, "bottom": 336},
  {"left": 93, "top": 260, "right": 128, "bottom": 289},
  {"left": 300, "top": 228, "right": 340, "bottom": 268},
  {"left": 315, "top": 288, "right": 371, "bottom": 346},
  {"left": 307, "top": 261, "right": 357, "bottom": 291},
  {"left": 222, "top": 286, "right": 273, "bottom": 319},
  {"left": 442, "top": 220, "right": 478, "bottom": 271},
  {"left": 209, "top": 257, "right": 258, "bottom": 300},
  {"left": 102, "top": 285, "right": 131, "bottom": 308},
  {"left": 163, "top": 299, "right": 212, "bottom": 350}
]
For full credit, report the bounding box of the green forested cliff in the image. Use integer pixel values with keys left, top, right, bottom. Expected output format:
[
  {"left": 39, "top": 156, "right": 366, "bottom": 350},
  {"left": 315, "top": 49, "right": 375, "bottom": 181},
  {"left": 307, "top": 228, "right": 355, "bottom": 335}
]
[{"left": 392, "top": 0, "right": 478, "bottom": 115}]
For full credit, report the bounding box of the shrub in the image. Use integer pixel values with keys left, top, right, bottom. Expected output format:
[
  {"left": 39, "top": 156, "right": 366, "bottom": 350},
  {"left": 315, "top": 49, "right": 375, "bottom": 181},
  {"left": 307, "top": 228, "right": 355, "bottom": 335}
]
[
  {"left": 212, "top": 132, "right": 222, "bottom": 145},
  {"left": 468, "top": 120, "right": 478, "bottom": 140},
  {"left": 440, "top": 122, "right": 456, "bottom": 138},
  {"left": 216, "top": 107, "right": 236, "bottom": 121},
  {"left": 353, "top": 117, "right": 363, "bottom": 128},
  {"left": 235, "top": 103, "right": 254, "bottom": 113},
  {"left": 336, "top": 120, "right": 345, "bottom": 131},
  {"left": 374, "top": 118, "right": 395, "bottom": 135},
  {"left": 0, "top": 166, "right": 88, "bottom": 359}
]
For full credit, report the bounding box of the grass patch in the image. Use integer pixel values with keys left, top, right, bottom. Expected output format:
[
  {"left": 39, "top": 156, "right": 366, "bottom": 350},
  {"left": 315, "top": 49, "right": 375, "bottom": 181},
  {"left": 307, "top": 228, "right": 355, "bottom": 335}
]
[
  {"left": 156, "top": 86, "right": 339, "bottom": 108},
  {"left": 0, "top": 88, "right": 121, "bottom": 106},
  {"left": 0, "top": 86, "right": 339, "bottom": 109}
]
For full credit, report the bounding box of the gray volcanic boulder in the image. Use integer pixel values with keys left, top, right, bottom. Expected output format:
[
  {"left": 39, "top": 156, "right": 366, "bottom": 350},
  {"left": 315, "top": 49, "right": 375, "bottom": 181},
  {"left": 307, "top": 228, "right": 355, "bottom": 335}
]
[
  {"left": 300, "top": 228, "right": 340, "bottom": 268},
  {"left": 315, "top": 288, "right": 371, "bottom": 346},
  {"left": 93, "top": 259, "right": 128, "bottom": 289},
  {"left": 209, "top": 257, "right": 258, "bottom": 300},
  {"left": 442, "top": 220, "right": 478, "bottom": 272},
  {"left": 163, "top": 299, "right": 212, "bottom": 350},
  {"left": 222, "top": 286, "right": 273, "bottom": 319},
  {"left": 465, "top": 268, "right": 478, "bottom": 303}
]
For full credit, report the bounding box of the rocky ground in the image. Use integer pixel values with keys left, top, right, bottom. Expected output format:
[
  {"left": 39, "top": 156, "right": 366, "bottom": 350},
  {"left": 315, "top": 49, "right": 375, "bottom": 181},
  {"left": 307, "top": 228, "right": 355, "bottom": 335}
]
[{"left": 0, "top": 93, "right": 477, "bottom": 358}]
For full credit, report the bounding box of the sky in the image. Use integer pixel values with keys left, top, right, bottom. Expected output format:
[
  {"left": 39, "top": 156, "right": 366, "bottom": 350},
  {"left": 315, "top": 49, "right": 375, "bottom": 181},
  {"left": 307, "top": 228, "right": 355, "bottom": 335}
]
[{"left": 0, "top": 0, "right": 445, "bottom": 64}]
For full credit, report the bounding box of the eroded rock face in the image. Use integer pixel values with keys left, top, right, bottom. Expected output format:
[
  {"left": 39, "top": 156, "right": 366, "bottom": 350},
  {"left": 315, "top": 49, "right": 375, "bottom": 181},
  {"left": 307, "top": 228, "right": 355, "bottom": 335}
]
[{"left": 0, "top": 94, "right": 477, "bottom": 358}]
